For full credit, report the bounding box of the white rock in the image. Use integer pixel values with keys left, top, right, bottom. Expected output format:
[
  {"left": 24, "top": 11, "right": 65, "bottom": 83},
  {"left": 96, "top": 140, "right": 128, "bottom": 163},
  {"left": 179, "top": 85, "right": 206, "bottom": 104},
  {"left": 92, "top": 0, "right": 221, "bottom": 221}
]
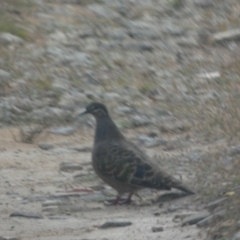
[{"left": 0, "top": 32, "right": 24, "bottom": 45}]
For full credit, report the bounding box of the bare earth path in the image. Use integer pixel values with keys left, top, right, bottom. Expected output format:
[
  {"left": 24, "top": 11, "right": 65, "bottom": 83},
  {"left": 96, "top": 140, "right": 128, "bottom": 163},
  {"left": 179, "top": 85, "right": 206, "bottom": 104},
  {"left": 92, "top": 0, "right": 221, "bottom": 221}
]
[{"left": 0, "top": 128, "right": 205, "bottom": 240}]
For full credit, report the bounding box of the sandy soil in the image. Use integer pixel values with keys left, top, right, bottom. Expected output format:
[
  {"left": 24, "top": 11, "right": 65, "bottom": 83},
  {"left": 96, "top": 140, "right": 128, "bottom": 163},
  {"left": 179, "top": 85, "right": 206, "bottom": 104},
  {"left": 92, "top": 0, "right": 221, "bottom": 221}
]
[{"left": 0, "top": 127, "right": 204, "bottom": 240}]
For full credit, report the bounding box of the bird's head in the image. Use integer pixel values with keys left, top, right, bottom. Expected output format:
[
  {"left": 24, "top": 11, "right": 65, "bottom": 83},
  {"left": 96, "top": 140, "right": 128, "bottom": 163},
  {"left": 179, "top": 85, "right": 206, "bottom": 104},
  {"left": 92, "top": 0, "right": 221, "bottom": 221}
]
[{"left": 81, "top": 102, "right": 109, "bottom": 118}]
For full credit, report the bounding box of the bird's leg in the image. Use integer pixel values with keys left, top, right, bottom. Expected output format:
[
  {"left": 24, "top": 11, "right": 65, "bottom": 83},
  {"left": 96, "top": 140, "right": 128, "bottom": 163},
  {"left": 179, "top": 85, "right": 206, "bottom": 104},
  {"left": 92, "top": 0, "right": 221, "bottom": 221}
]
[
  {"left": 118, "top": 192, "right": 134, "bottom": 205},
  {"left": 104, "top": 195, "right": 122, "bottom": 206}
]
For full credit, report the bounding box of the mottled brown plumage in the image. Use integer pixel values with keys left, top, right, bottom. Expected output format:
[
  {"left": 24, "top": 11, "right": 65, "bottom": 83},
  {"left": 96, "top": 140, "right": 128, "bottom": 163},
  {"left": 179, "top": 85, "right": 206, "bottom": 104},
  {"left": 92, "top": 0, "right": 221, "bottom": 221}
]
[{"left": 82, "top": 102, "right": 195, "bottom": 204}]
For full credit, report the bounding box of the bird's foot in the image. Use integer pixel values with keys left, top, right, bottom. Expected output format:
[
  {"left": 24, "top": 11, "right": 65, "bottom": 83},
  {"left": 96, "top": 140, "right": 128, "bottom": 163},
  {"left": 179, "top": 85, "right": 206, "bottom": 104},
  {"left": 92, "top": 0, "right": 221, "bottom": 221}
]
[{"left": 104, "top": 197, "right": 132, "bottom": 206}]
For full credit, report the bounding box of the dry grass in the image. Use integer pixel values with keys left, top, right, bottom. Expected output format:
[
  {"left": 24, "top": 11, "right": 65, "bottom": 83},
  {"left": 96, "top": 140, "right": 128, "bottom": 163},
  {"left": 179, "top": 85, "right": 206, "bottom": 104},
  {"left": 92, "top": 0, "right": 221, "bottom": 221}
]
[
  {"left": 187, "top": 70, "right": 240, "bottom": 239},
  {"left": 0, "top": 0, "right": 36, "bottom": 40},
  {"left": 0, "top": 15, "right": 28, "bottom": 39}
]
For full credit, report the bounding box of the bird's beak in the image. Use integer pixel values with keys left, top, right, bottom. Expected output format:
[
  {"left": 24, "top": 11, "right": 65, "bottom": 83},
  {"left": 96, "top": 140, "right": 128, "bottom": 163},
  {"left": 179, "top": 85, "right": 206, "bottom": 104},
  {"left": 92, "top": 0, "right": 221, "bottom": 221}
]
[{"left": 75, "top": 109, "right": 88, "bottom": 121}]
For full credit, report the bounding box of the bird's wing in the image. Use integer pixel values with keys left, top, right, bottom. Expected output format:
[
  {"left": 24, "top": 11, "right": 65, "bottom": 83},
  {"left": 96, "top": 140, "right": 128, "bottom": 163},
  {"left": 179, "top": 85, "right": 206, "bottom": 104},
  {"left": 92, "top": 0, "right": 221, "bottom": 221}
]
[{"left": 94, "top": 141, "right": 175, "bottom": 190}]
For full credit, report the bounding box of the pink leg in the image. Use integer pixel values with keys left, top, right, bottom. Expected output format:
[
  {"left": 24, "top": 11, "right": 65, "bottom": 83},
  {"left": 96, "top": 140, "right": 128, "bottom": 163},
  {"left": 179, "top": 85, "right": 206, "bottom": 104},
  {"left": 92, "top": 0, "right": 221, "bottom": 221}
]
[
  {"left": 105, "top": 192, "right": 135, "bottom": 206},
  {"left": 119, "top": 192, "right": 133, "bottom": 204},
  {"left": 104, "top": 195, "right": 121, "bottom": 206}
]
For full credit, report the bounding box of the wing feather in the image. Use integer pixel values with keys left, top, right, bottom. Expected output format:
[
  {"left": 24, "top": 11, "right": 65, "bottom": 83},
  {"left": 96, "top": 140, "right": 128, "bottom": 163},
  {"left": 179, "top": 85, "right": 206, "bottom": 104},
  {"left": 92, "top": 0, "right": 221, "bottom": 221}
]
[{"left": 94, "top": 141, "right": 173, "bottom": 190}]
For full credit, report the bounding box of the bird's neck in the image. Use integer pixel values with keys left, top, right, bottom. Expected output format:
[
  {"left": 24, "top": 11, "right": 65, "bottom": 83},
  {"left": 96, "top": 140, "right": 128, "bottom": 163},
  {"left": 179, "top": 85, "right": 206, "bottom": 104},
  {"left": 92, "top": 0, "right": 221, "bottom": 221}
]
[{"left": 94, "top": 115, "right": 125, "bottom": 144}]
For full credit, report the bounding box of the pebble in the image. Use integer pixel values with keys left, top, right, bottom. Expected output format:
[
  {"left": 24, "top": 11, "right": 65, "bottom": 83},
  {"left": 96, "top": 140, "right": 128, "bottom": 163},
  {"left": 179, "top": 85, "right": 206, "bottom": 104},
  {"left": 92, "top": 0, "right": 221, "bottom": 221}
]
[
  {"left": 0, "top": 69, "right": 11, "bottom": 85},
  {"left": 232, "top": 232, "right": 240, "bottom": 240},
  {"left": 38, "top": 143, "right": 54, "bottom": 150},
  {"left": 10, "top": 211, "right": 43, "bottom": 219},
  {"left": 103, "top": 92, "right": 120, "bottom": 100},
  {"left": 188, "top": 151, "right": 202, "bottom": 162},
  {"left": 59, "top": 162, "right": 83, "bottom": 172},
  {"left": 160, "top": 120, "right": 190, "bottom": 133},
  {"left": 132, "top": 115, "right": 152, "bottom": 127},
  {"left": 49, "top": 126, "right": 75, "bottom": 136},
  {"left": 42, "top": 200, "right": 63, "bottom": 207},
  {"left": 100, "top": 221, "right": 132, "bottom": 229},
  {"left": 117, "top": 106, "right": 133, "bottom": 114},
  {"left": 48, "top": 215, "right": 68, "bottom": 220},
  {"left": 212, "top": 28, "right": 240, "bottom": 43},
  {"left": 197, "top": 210, "right": 226, "bottom": 228},
  {"left": 226, "top": 145, "right": 240, "bottom": 156},
  {"left": 152, "top": 226, "right": 164, "bottom": 232},
  {"left": 70, "top": 146, "right": 92, "bottom": 152},
  {"left": 0, "top": 237, "right": 20, "bottom": 240},
  {"left": 19, "top": 126, "right": 43, "bottom": 143},
  {"left": 237, "top": 221, "right": 240, "bottom": 229},
  {"left": 205, "top": 197, "right": 227, "bottom": 211},
  {"left": 167, "top": 204, "right": 181, "bottom": 212},
  {"left": 182, "top": 211, "right": 210, "bottom": 226},
  {"left": 0, "top": 33, "right": 24, "bottom": 45}
]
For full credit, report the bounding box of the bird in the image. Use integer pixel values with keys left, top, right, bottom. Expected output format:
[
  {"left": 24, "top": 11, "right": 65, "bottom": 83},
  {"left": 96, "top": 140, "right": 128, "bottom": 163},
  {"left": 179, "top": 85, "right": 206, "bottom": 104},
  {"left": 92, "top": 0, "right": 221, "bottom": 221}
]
[{"left": 81, "top": 102, "right": 195, "bottom": 205}]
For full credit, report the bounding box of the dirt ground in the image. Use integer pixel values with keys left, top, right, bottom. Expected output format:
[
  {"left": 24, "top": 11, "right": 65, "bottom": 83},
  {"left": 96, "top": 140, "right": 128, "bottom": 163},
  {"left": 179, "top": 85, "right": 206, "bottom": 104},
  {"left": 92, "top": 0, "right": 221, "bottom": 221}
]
[{"left": 0, "top": 127, "right": 205, "bottom": 240}]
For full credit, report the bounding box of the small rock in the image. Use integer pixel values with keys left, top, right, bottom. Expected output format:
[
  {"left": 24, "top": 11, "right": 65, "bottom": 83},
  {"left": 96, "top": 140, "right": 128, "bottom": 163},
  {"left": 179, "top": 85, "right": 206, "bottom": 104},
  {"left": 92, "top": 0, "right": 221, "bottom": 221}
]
[
  {"left": 197, "top": 210, "right": 226, "bottom": 228},
  {"left": 232, "top": 232, "right": 240, "bottom": 240},
  {"left": 103, "top": 92, "right": 120, "bottom": 100},
  {"left": 212, "top": 28, "right": 240, "bottom": 43},
  {"left": 0, "top": 69, "right": 11, "bottom": 85},
  {"left": 42, "top": 206, "right": 58, "bottom": 212},
  {"left": 237, "top": 221, "right": 240, "bottom": 229},
  {"left": 59, "top": 162, "right": 83, "bottom": 172},
  {"left": 205, "top": 197, "right": 227, "bottom": 211},
  {"left": 10, "top": 211, "right": 43, "bottom": 219},
  {"left": 48, "top": 215, "right": 68, "bottom": 220},
  {"left": 87, "top": 4, "right": 120, "bottom": 19},
  {"left": 128, "top": 30, "right": 161, "bottom": 40},
  {"left": 49, "top": 30, "right": 67, "bottom": 43},
  {"left": 123, "top": 42, "right": 154, "bottom": 52},
  {"left": 154, "top": 192, "right": 189, "bottom": 203},
  {"left": 227, "top": 145, "right": 240, "bottom": 156},
  {"left": 49, "top": 126, "right": 75, "bottom": 136},
  {"left": 80, "top": 192, "right": 106, "bottom": 202},
  {"left": 59, "top": 92, "right": 86, "bottom": 109},
  {"left": 38, "top": 143, "right": 54, "bottom": 150},
  {"left": 168, "top": 204, "right": 180, "bottom": 212},
  {"left": 139, "top": 43, "right": 154, "bottom": 52},
  {"left": 196, "top": 71, "right": 220, "bottom": 79},
  {"left": 132, "top": 115, "right": 152, "bottom": 127},
  {"left": 51, "top": 79, "right": 69, "bottom": 92},
  {"left": 117, "top": 106, "right": 133, "bottom": 114},
  {"left": 138, "top": 135, "right": 167, "bottom": 148},
  {"left": 152, "top": 226, "right": 164, "bottom": 232},
  {"left": 173, "top": 214, "right": 193, "bottom": 221},
  {"left": 19, "top": 126, "right": 43, "bottom": 143},
  {"left": 176, "top": 38, "right": 199, "bottom": 48},
  {"left": 0, "top": 237, "right": 20, "bottom": 240},
  {"left": 42, "top": 200, "right": 63, "bottom": 207},
  {"left": 182, "top": 211, "right": 210, "bottom": 226},
  {"left": 160, "top": 120, "right": 190, "bottom": 133},
  {"left": 16, "top": 98, "right": 34, "bottom": 111},
  {"left": 194, "top": 0, "right": 214, "bottom": 8},
  {"left": 70, "top": 146, "right": 92, "bottom": 152},
  {"left": 100, "top": 221, "right": 132, "bottom": 229},
  {"left": 188, "top": 151, "right": 202, "bottom": 162},
  {"left": 0, "top": 33, "right": 24, "bottom": 45},
  {"left": 10, "top": 106, "right": 23, "bottom": 115},
  {"left": 108, "top": 29, "right": 126, "bottom": 40}
]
